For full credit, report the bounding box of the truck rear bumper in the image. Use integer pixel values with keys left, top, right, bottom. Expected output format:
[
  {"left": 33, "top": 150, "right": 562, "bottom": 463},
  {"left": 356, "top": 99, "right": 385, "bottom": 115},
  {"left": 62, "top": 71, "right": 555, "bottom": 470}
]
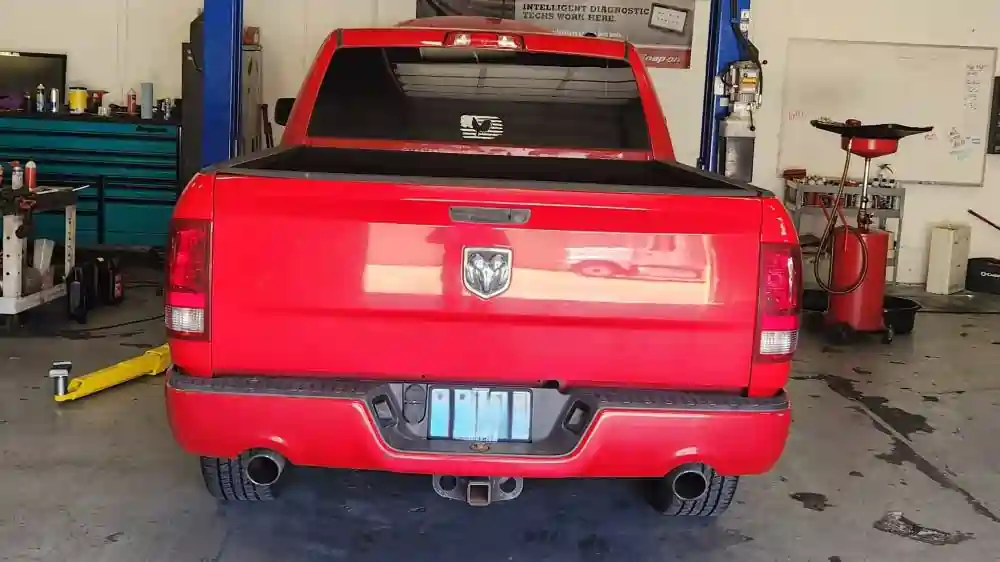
[{"left": 165, "top": 370, "right": 790, "bottom": 478}]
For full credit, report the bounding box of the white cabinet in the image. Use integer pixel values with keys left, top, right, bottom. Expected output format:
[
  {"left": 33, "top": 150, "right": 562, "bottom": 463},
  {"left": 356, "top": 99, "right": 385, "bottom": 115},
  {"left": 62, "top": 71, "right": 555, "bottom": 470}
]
[{"left": 926, "top": 223, "right": 971, "bottom": 295}]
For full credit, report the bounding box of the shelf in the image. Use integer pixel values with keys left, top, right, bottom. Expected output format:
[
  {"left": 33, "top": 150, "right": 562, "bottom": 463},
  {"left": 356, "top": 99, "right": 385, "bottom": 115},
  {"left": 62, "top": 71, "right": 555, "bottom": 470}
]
[
  {"left": 785, "top": 184, "right": 905, "bottom": 197},
  {"left": 788, "top": 177, "right": 907, "bottom": 286},
  {"left": 794, "top": 206, "right": 901, "bottom": 218},
  {"left": 803, "top": 253, "right": 897, "bottom": 268},
  {"left": 784, "top": 179, "right": 905, "bottom": 196}
]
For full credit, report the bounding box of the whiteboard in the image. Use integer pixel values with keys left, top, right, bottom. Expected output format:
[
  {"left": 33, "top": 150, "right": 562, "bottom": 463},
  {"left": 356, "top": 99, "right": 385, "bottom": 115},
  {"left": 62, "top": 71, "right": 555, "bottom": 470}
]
[{"left": 777, "top": 39, "right": 997, "bottom": 186}]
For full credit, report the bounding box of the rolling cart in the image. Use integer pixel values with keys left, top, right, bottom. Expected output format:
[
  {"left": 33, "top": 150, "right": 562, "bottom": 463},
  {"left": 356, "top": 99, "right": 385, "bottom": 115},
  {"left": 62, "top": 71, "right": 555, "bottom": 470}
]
[{"left": 0, "top": 186, "right": 79, "bottom": 326}]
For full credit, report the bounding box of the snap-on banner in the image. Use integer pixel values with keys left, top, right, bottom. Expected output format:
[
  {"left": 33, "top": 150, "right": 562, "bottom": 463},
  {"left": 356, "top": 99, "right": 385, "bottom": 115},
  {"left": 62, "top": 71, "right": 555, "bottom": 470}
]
[{"left": 415, "top": 0, "right": 698, "bottom": 69}]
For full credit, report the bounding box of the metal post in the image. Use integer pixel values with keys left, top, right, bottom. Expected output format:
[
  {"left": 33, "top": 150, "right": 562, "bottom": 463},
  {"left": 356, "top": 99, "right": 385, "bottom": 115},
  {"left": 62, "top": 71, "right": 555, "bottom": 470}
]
[
  {"left": 859, "top": 157, "right": 873, "bottom": 229},
  {"left": 64, "top": 204, "right": 76, "bottom": 272},
  {"left": 2, "top": 214, "right": 25, "bottom": 300},
  {"left": 49, "top": 361, "right": 73, "bottom": 398},
  {"left": 699, "top": 0, "right": 753, "bottom": 173},
  {"left": 202, "top": 0, "right": 243, "bottom": 167}
]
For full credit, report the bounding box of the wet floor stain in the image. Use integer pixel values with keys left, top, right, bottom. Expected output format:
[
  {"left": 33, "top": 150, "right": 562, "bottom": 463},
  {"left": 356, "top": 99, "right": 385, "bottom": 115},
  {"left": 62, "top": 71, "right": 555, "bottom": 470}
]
[
  {"left": 578, "top": 533, "right": 610, "bottom": 555},
  {"left": 852, "top": 367, "right": 872, "bottom": 375},
  {"left": 525, "top": 529, "right": 561, "bottom": 544},
  {"left": 849, "top": 471, "right": 864, "bottom": 478},
  {"left": 922, "top": 396, "right": 940, "bottom": 403},
  {"left": 874, "top": 439, "right": 1000, "bottom": 523},
  {"left": 794, "top": 373, "right": 934, "bottom": 439},
  {"left": 789, "top": 492, "right": 832, "bottom": 512},
  {"left": 874, "top": 511, "right": 974, "bottom": 546},
  {"left": 793, "top": 370, "right": 1000, "bottom": 524},
  {"left": 211, "top": 470, "right": 760, "bottom": 562},
  {"left": 828, "top": 557, "right": 843, "bottom": 562}
]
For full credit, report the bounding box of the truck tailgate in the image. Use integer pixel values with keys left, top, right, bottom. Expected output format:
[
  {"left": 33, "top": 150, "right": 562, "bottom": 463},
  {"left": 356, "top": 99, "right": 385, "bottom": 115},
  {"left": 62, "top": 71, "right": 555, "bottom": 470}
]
[{"left": 209, "top": 172, "right": 763, "bottom": 391}]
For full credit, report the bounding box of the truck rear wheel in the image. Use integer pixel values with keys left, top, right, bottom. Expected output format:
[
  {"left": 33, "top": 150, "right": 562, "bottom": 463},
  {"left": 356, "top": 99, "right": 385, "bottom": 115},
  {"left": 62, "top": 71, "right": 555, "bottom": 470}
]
[
  {"left": 647, "top": 465, "right": 739, "bottom": 517},
  {"left": 200, "top": 455, "right": 278, "bottom": 502}
]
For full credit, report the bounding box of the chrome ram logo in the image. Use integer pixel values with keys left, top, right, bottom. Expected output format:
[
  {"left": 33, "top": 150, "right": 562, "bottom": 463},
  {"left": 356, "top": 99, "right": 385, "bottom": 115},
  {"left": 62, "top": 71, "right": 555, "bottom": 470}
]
[{"left": 462, "top": 247, "right": 512, "bottom": 300}]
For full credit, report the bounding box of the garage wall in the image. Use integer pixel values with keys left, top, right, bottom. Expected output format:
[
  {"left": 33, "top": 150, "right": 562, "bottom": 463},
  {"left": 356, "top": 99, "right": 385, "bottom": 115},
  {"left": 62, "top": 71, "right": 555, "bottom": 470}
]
[
  {"left": 242, "top": 0, "right": 712, "bottom": 165},
  {"left": 751, "top": 0, "right": 1000, "bottom": 283},
  {"left": 9, "top": 0, "right": 985, "bottom": 284},
  {"left": 0, "top": 0, "right": 709, "bottom": 161},
  {"left": 0, "top": 0, "right": 201, "bottom": 102}
]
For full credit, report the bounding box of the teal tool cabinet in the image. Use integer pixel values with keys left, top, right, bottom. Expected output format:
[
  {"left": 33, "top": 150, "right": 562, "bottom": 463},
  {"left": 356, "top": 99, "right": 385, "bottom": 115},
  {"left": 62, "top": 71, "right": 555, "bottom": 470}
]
[{"left": 0, "top": 114, "right": 180, "bottom": 247}]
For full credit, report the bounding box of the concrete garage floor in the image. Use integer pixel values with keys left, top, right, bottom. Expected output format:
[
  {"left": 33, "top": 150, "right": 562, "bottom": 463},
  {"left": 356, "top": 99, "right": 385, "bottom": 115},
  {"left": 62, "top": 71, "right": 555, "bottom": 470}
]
[{"left": 2, "top": 285, "right": 999, "bottom": 562}]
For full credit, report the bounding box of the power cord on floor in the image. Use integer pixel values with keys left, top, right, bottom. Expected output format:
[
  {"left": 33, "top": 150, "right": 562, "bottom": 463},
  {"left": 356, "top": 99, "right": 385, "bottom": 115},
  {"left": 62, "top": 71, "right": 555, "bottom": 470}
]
[{"left": 57, "top": 313, "right": 165, "bottom": 336}]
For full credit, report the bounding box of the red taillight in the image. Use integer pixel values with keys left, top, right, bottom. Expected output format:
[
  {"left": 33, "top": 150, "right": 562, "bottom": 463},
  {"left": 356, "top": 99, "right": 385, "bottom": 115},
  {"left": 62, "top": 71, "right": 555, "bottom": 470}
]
[
  {"left": 165, "top": 218, "right": 211, "bottom": 340},
  {"left": 756, "top": 243, "right": 802, "bottom": 361},
  {"left": 444, "top": 31, "right": 523, "bottom": 49}
]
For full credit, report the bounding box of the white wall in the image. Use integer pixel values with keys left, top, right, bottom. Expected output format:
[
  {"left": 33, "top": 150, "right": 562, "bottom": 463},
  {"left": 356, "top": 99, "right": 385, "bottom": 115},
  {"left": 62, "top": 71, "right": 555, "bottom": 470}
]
[
  {"left": 0, "top": 0, "right": 708, "bottom": 162},
  {"left": 751, "top": 0, "right": 1000, "bottom": 283},
  {"left": 0, "top": 0, "right": 201, "bottom": 103},
  {"left": 6, "top": 0, "right": 995, "bottom": 284},
  {"left": 242, "top": 0, "right": 711, "bottom": 166},
  {"left": 0, "top": 0, "right": 707, "bottom": 164}
]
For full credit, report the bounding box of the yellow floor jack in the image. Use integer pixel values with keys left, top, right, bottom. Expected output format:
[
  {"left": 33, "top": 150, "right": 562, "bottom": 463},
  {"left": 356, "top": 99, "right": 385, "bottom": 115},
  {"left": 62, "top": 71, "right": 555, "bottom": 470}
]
[{"left": 48, "top": 344, "right": 171, "bottom": 402}]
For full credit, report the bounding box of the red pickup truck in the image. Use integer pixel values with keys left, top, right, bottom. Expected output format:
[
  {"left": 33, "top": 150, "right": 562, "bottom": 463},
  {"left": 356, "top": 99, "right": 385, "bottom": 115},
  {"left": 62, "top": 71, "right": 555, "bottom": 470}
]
[{"left": 165, "top": 17, "right": 800, "bottom": 516}]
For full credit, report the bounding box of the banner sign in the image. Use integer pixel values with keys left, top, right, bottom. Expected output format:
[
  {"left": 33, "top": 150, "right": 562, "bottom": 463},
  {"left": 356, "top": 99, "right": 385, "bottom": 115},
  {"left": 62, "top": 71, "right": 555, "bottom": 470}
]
[{"left": 415, "top": 0, "right": 698, "bottom": 69}]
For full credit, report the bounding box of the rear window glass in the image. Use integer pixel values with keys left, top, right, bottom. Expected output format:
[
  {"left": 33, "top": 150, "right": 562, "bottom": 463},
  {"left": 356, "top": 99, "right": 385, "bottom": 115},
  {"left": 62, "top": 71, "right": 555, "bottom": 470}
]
[{"left": 307, "top": 47, "right": 650, "bottom": 150}]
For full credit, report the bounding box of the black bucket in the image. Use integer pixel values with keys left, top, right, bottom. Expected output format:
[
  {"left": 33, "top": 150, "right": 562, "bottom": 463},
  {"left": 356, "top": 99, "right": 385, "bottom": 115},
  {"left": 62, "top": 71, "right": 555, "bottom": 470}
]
[
  {"left": 803, "top": 288, "right": 829, "bottom": 312},
  {"left": 883, "top": 296, "right": 921, "bottom": 335},
  {"left": 801, "top": 290, "right": 920, "bottom": 335}
]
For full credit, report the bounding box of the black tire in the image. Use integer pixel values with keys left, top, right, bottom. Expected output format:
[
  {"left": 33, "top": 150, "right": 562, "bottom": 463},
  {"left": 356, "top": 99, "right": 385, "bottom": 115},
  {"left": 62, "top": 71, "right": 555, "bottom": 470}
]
[
  {"left": 200, "top": 455, "right": 278, "bottom": 502},
  {"left": 0, "top": 314, "right": 24, "bottom": 335},
  {"left": 826, "top": 322, "right": 853, "bottom": 345},
  {"left": 647, "top": 464, "right": 739, "bottom": 517},
  {"left": 894, "top": 324, "right": 914, "bottom": 336},
  {"left": 571, "top": 261, "right": 627, "bottom": 278}
]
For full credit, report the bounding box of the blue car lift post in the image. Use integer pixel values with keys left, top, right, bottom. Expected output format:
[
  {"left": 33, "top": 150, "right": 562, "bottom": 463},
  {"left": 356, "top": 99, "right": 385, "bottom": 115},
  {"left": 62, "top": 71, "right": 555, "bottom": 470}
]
[
  {"left": 49, "top": 0, "right": 244, "bottom": 403},
  {"left": 203, "top": 0, "right": 244, "bottom": 167},
  {"left": 699, "top": 0, "right": 754, "bottom": 174}
]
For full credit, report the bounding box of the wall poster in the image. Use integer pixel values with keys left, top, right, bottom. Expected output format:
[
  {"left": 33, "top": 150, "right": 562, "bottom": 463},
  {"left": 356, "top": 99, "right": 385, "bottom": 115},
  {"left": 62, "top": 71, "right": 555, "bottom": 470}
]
[{"left": 415, "top": 0, "right": 698, "bottom": 68}]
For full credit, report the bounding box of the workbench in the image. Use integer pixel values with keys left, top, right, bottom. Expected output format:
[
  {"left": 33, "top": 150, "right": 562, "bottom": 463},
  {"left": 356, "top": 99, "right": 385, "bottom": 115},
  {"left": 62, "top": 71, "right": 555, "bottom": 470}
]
[{"left": 0, "top": 186, "right": 78, "bottom": 316}]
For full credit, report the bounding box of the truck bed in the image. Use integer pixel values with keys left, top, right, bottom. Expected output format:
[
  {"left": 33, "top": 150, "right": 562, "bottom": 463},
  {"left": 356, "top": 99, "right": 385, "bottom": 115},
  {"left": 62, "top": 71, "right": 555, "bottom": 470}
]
[{"left": 224, "top": 146, "right": 766, "bottom": 196}]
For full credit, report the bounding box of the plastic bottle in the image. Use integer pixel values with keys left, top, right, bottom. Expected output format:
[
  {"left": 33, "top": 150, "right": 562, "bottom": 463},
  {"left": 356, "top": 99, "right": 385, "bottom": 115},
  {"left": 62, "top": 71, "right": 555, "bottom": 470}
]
[
  {"left": 127, "top": 89, "right": 137, "bottom": 114},
  {"left": 25, "top": 161, "right": 37, "bottom": 192},
  {"left": 35, "top": 84, "right": 46, "bottom": 113},
  {"left": 10, "top": 161, "right": 23, "bottom": 191}
]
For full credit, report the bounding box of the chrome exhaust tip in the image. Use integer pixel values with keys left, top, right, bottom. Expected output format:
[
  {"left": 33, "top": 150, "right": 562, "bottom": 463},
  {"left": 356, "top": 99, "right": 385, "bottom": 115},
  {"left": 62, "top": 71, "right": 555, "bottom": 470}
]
[
  {"left": 667, "top": 465, "right": 709, "bottom": 502},
  {"left": 245, "top": 450, "right": 286, "bottom": 487}
]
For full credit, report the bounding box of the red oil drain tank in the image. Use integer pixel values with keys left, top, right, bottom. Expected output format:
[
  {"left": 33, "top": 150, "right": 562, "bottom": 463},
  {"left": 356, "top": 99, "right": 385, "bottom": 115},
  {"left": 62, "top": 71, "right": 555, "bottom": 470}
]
[{"left": 826, "top": 226, "right": 891, "bottom": 333}]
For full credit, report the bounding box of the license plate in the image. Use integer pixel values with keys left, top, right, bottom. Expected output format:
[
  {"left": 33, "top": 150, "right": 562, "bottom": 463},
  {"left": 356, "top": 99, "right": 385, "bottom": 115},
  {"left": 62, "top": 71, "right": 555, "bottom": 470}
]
[{"left": 428, "top": 388, "right": 532, "bottom": 442}]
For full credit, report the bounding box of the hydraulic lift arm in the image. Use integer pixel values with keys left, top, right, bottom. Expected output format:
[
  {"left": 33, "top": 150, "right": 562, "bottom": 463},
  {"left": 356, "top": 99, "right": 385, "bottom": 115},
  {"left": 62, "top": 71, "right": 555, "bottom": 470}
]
[
  {"left": 699, "top": 0, "right": 763, "bottom": 181},
  {"left": 49, "top": 345, "right": 172, "bottom": 402}
]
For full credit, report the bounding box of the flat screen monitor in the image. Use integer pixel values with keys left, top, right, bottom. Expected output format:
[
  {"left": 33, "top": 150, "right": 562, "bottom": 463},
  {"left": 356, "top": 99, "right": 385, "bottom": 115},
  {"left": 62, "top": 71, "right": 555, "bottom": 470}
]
[{"left": 0, "top": 50, "right": 67, "bottom": 110}]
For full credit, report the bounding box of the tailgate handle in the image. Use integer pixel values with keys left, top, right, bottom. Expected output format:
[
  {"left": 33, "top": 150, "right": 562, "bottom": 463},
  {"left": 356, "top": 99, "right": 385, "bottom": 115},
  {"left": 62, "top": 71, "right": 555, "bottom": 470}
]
[{"left": 449, "top": 206, "right": 530, "bottom": 225}]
